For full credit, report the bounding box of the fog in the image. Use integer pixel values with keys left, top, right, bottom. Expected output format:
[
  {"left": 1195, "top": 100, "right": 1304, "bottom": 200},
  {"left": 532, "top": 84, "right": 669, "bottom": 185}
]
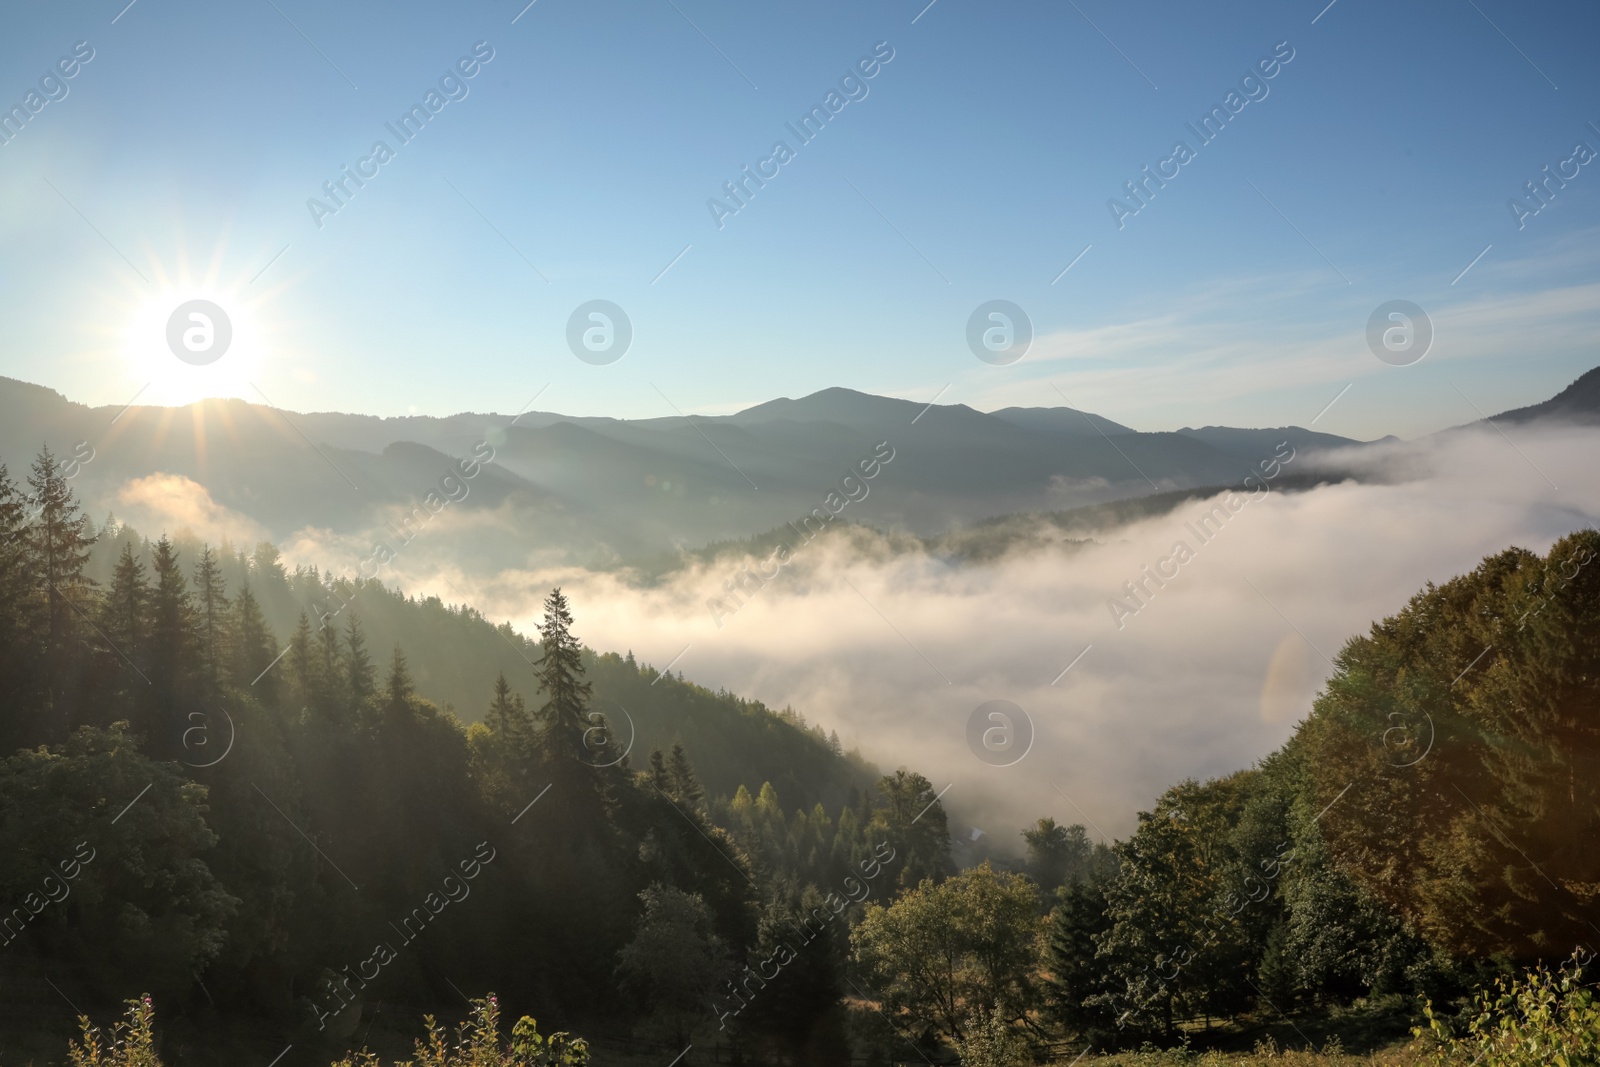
[{"left": 124, "top": 422, "right": 1600, "bottom": 844}]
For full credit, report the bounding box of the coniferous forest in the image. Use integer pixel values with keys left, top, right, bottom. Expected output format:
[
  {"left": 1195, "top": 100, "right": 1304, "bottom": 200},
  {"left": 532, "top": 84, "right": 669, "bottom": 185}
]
[{"left": 2, "top": 445, "right": 1598, "bottom": 1067}]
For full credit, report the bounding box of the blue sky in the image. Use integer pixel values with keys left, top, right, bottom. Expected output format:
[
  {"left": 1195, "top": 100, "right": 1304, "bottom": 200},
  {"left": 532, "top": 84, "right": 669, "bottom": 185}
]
[{"left": 1, "top": 0, "right": 1598, "bottom": 440}]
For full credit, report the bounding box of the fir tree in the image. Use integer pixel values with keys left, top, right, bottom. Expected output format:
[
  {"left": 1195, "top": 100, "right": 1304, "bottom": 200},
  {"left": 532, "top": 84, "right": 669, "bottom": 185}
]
[
  {"left": 287, "top": 612, "right": 316, "bottom": 711},
  {"left": 667, "top": 740, "right": 704, "bottom": 810},
  {"left": 231, "top": 574, "right": 277, "bottom": 701},
  {"left": 487, "top": 672, "right": 525, "bottom": 739},
  {"left": 345, "top": 611, "right": 375, "bottom": 714},
  {"left": 146, "top": 536, "right": 195, "bottom": 702},
  {"left": 647, "top": 748, "right": 670, "bottom": 792},
  {"left": 533, "top": 588, "right": 592, "bottom": 761},
  {"left": 385, "top": 645, "right": 413, "bottom": 714},
  {"left": 0, "top": 464, "right": 40, "bottom": 737},
  {"left": 1046, "top": 876, "right": 1114, "bottom": 1040},
  {"left": 98, "top": 542, "right": 150, "bottom": 676},
  {"left": 315, "top": 615, "right": 345, "bottom": 719},
  {"left": 27, "top": 447, "right": 97, "bottom": 682},
  {"left": 192, "top": 546, "right": 230, "bottom": 697}
]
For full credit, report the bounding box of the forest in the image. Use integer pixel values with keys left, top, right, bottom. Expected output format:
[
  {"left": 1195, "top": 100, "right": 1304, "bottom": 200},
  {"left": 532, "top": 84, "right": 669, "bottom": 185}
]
[{"left": 1, "top": 444, "right": 1597, "bottom": 1067}]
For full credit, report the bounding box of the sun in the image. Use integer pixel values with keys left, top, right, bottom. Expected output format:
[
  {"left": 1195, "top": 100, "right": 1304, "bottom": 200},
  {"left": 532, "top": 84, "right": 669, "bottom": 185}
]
[{"left": 119, "top": 282, "right": 269, "bottom": 407}]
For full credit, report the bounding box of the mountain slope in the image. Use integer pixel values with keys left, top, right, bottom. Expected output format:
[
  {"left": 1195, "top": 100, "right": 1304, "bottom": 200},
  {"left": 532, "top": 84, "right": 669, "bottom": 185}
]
[
  {"left": 1489, "top": 366, "right": 1600, "bottom": 424},
  {"left": 81, "top": 522, "right": 879, "bottom": 815}
]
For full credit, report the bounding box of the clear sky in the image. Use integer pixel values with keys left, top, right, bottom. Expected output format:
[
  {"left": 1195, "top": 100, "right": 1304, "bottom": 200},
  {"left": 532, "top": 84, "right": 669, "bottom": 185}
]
[{"left": 2, "top": 0, "right": 1598, "bottom": 441}]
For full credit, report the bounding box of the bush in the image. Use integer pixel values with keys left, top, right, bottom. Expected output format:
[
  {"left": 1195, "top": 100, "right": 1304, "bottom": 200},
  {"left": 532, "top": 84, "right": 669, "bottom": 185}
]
[
  {"left": 953, "top": 1006, "right": 1031, "bottom": 1066},
  {"left": 1419, "top": 952, "right": 1600, "bottom": 1066},
  {"left": 67, "top": 996, "right": 162, "bottom": 1067},
  {"left": 332, "top": 995, "right": 589, "bottom": 1067}
]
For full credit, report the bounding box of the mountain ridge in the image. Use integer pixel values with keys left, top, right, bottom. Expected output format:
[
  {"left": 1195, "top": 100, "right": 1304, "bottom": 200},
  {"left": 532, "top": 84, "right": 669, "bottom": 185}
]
[{"left": 3, "top": 371, "right": 1593, "bottom": 574}]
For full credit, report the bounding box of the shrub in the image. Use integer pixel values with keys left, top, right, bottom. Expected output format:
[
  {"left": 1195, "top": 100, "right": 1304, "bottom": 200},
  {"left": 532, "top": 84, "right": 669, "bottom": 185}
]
[
  {"left": 332, "top": 995, "right": 589, "bottom": 1067},
  {"left": 67, "top": 995, "right": 162, "bottom": 1067},
  {"left": 1418, "top": 952, "right": 1600, "bottom": 1066}
]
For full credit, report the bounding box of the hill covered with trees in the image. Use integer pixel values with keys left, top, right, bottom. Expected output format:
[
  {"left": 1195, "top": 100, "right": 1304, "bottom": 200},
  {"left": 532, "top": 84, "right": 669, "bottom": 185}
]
[
  {"left": 0, "top": 448, "right": 942, "bottom": 1065},
  {"left": 3, "top": 442, "right": 1597, "bottom": 1067}
]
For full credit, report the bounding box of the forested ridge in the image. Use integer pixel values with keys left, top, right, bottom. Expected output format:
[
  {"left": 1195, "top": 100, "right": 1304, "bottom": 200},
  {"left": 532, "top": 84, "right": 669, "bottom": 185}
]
[
  {"left": 2, "top": 443, "right": 1598, "bottom": 1066},
  {"left": 0, "top": 448, "right": 946, "bottom": 1065}
]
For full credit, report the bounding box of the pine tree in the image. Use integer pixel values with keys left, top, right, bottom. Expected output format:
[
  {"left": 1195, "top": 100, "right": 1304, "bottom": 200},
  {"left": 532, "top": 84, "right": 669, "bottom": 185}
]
[
  {"left": 486, "top": 672, "right": 530, "bottom": 746},
  {"left": 0, "top": 465, "right": 32, "bottom": 602},
  {"left": 287, "top": 612, "right": 316, "bottom": 711},
  {"left": 533, "top": 588, "right": 592, "bottom": 760},
  {"left": 192, "top": 546, "right": 230, "bottom": 697},
  {"left": 146, "top": 536, "right": 195, "bottom": 702},
  {"left": 667, "top": 740, "right": 704, "bottom": 810},
  {"left": 315, "top": 616, "right": 346, "bottom": 719},
  {"left": 27, "top": 447, "right": 97, "bottom": 685},
  {"left": 345, "top": 612, "right": 375, "bottom": 715},
  {"left": 98, "top": 542, "right": 150, "bottom": 678},
  {"left": 385, "top": 645, "right": 413, "bottom": 715},
  {"left": 1046, "top": 876, "right": 1114, "bottom": 1040},
  {"left": 0, "top": 464, "right": 41, "bottom": 741},
  {"left": 231, "top": 574, "right": 277, "bottom": 701},
  {"left": 647, "top": 748, "right": 670, "bottom": 792}
]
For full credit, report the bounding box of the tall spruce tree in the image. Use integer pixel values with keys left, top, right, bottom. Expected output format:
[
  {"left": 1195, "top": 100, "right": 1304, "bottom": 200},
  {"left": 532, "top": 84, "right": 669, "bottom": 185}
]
[
  {"left": 146, "top": 536, "right": 195, "bottom": 705},
  {"left": 315, "top": 616, "right": 345, "bottom": 720},
  {"left": 98, "top": 541, "right": 150, "bottom": 682},
  {"left": 287, "top": 612, "right": 316, "bottom": 713},
  {"left": 0, "top": 464, "right": 40, "bottom": 742},
  {"left": 230, "top": 574, "right": 277, "bottom": 702},
  {"left": 486, "top": 672, "right": 530, "bottom": 747},
  {"left": 385, "top": 645, "right": 414, "bottom": 715},
  {"left": 1046, "top": 876, "right": 1115, "bottom": 1040},
  {"left": 667, "top": 740, "right": 704, "bottom": 810},
  {"left": 27, "top": 447, "right": 96, "bottom": 696},
  {"left": 647, "top": 748, "right": 670, "bottom": 792},
  {"left": 533, "top": 588, "right": 593, "bottom": 761},
  {"left": 192, "top": 546, "right": 230, "bottom": 697},
  {"left": 345, "top": 612, "right": 375, "bottom": 715}
]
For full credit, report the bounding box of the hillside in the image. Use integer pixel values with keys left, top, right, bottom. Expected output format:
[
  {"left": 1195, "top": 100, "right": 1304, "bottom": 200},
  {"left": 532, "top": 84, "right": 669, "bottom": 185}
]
[
  {"left": 82, "top": 522, "right": 879, "bottom": 816},
  {"left": 1489, "top": 365, "right": 1600, "bottom": 424}
]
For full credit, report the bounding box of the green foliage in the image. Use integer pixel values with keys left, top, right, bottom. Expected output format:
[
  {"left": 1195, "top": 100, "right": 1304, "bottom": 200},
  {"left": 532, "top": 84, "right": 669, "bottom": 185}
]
[
  {"left": 868, "top": 768, "right": 952, "bottom": 889},
  {"left": 1303, "top": 531, "right": 1600, "bottom": 960},
  {"left": 617, "top": 885, "right": 730, "bottom": 1044},
  {"left": 0, "top": 451, "right": 901, "bottom": 1059},
  {"left": 532, "top": 587, "right": 593, "bottom": 762},
  {"left": 29, "top": 445, "right": 97, "bottom": 668},
  {"left": 954, "top": 1005, "right": 1033, "bottom": 1067},
  {"left": 1047, "top": 875, "right": 1116, "bottom": 1039},
  {"left": 1092, "top": 775, "right": 1256, "bottom": 1036},
  {"left": 11, "top": 442, "right": 1600, "bottom": 1065},
  {"left": 853, "top": 862, "right": 1040, "bottom": 1045},
  {"left": 1022, "top": 817, "right": 1094, "bottom": 894},
  {"left": 1419, "top": 954, "right": 1600, "bottom": 1066},
  {"left": 667, "top": 739, "right": 705, "bottom": 810},
  {"left": 0, "top": 725, "right": 237, "bottom": 999}
]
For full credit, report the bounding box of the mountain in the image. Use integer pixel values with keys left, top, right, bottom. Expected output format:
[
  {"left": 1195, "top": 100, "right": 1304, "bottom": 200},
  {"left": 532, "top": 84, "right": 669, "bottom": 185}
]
[
  {"left": 1490, "top": 366, "right": 1600, "bottom": 424},
  {"left": 1173, "top": 425, "right": 1368, "bottom": 462},
  {"left": 989, "top": 405, "right": 1136, "bottom": 437},
  {"left": 0, "top": 379, "right": 1374, "bottom": 573},
  {"left": 76, "top": 521, "right": 879, "bottom": 816}
]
